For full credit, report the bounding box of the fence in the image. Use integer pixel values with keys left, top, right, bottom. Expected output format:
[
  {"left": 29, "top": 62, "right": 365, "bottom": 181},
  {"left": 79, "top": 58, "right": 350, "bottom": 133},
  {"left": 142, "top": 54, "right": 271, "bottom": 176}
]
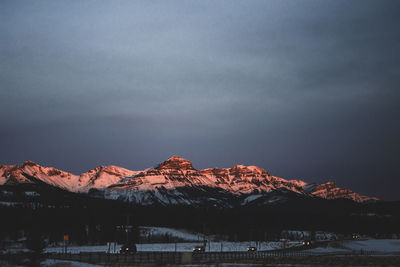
[{"left": 46, "top": 250, "right": 337, "bottom": 265}]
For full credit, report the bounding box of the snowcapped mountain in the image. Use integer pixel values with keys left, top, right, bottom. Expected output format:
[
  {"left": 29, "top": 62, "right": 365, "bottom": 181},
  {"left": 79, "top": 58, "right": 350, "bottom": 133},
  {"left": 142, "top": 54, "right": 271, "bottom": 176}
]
[
  {"left": 0, "top": 156, "right": 379, "bottom": 206},
  {"left": 0, "top": 161, "right": 80, "bottom": 191},
  {"left": 0, "top": 161, "right": 138, "bottom": 193},
  {"left": 78, "top": 165, "right": 140, "bottom": 192},
  {"left": 100, "top": 156, "right": 378, "bottom": 205},
  {"left": 304, "top": 181, "right": 377, "bottom": 203}
]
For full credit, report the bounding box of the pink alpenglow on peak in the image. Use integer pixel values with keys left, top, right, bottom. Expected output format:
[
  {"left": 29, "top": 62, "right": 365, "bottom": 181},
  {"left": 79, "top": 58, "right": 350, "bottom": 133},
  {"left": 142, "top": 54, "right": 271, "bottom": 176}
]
[
  {"left": 0, "top": 161, "right": 80, "bottom": 191},
  {"left": 156, "top": 155, "right": 196, "bottom": 171},
  {"left": 0, "top": 161, "right": 138, "bottom": 193},
  {"left": 0, "top": 156, "right": 379, "bottom": 204},
  {"left": 310, "top": 181, "right": 379, "bottom": 202},
  {"left": 78, "top": 165, "right": 140, "bottom": 192}
]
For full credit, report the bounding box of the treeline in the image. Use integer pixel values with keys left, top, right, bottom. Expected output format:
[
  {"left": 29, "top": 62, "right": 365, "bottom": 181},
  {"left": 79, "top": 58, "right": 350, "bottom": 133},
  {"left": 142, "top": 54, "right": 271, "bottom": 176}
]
[
  {"left": 0, "top": 184, "right": 399, "bottom": 245},
  {"left": 1, "top": 204, "right": 399, "bottom": 245}
]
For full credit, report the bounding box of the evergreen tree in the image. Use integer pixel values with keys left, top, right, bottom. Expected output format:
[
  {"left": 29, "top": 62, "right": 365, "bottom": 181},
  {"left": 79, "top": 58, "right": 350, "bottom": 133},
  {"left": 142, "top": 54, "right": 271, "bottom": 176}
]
[{"left": 26, "top": 231, "right": 46, "bottom": 267}]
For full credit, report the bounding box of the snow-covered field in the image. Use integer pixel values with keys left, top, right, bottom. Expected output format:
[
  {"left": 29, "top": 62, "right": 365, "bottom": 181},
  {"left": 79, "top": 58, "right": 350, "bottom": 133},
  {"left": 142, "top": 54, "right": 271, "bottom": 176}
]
[
  {"left": 6, "top": 225, "right": 400, "bottom": 256},
  {"left": 42, "top": 259, "right": 102, "bottom": 267},
  {"left": 139, "top": 226, "right": 201, "bottom": 241},
  {"left": 41, "top": 260, "right": 304, "bottom": 267},
  {"left": 37, "top": 227, "right": 400, "bottom": 255},
  {"left": 306, "top": 247, "right": 352, "bottom": 254},
  {"left": 342, "top": 239, "right": 400, "bottom": 253},
  {"left": 0, "top": 201, "right": 21, "bottom": 206},
  {"left": 307, "top": 239, "right": 400, "bottom": 255},
  {"left": 45, "top": 241, "right": 301, "bottom": 254}
]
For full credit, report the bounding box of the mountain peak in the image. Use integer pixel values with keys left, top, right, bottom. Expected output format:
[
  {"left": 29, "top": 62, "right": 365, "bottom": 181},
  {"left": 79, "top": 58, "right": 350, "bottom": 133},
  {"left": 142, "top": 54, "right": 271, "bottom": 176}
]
[
  {"left": 1, "top": 159, "right": 379, "bottom": 204},
  {"left": 321, "top": 181, "right": 336, "bottom": 187},
  {"left": 231, "top": 164, "right": 246, "bottom": 169},
  {"left": 168, "top": 155, "right": 186, "bottom": 161},
  {"left": 156, "top": 155, "right": 196, "bottom": 170},
  {"left": 21, "top": 160, "right": 39, "bottom": 167}
]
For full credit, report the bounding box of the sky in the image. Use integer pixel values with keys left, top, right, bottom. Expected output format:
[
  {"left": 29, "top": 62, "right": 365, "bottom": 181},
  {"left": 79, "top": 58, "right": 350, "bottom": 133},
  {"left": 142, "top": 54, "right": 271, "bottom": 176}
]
[{"left": 1, "top": 0, "right": 399, "bottom": 200}]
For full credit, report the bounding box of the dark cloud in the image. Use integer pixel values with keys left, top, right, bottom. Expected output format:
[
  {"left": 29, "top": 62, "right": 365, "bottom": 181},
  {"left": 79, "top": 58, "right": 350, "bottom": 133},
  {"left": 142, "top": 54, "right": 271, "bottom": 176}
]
[{"left": 0, "top": 0, "right": 399, "bottom": 200}]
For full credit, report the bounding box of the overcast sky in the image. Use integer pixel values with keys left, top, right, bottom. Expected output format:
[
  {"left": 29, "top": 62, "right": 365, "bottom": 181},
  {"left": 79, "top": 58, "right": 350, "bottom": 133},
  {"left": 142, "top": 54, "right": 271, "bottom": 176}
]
[{"left": 1, "top": 0, "right": 399, "bottom": 200}]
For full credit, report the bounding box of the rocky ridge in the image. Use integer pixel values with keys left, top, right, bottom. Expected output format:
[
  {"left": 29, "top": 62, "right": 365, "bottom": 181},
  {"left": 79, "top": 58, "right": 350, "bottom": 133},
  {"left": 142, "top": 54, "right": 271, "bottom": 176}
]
[{"left": 0, "top": 156, "right": 379, "bottom": 206}]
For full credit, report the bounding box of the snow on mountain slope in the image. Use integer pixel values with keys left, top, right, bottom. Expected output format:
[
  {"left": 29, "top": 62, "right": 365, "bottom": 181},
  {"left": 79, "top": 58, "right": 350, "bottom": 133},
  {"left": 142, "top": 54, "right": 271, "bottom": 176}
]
[
  {"left": 0, "top": 161, "right": 138, "bottom": 193},
  {"left": 101, "top": 156, "right": 378, "bottom": 205},
  {"left": 0, "top": 161, "right": 80, "bottom": 191},
  {"left": 106, "top": 156, "right": 305, "bottom": 196},
  {"left": 0, "top": 168, "right": 9, "bottom": 185},
  {"left": 0, "top": 156, "right": 379, "bottom": 205},
  {"left": 78, "top": 165, "right": 139, "bottom": 192},
  {"left": 0, "top": 163, "right": 36, "bottom": 185},
  {"left": 306, "top": 181, "right": 379, "bottom": 202},
  {"left": 107, "top": 156, "right": 215, "bottom": 192},
  {"left": 197, "top": 165, "right": 306, "bottom": 195}
]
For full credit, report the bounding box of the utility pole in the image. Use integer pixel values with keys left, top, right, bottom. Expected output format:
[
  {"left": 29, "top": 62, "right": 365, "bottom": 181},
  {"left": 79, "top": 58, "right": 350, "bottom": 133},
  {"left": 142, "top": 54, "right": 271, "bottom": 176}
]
[
  {"left": 202, "top": 223, "right": 207, "bottom": 250},
  {"left": 126, "top": 214, "right": 130, "bottom": 244},
  {"left": 116, "top": 214, "right": 133, "bottom": 245}
]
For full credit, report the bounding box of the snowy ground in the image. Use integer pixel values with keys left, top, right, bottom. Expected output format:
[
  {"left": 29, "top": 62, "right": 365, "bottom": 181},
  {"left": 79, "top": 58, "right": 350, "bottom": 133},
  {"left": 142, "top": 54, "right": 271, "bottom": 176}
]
[
  {"left": 306, "top": 247, "right": 352, "bottom": 255},
  {"left": 342, "top": 239, "right": 400, "bottom": 253},
  {"left": 41, "top": 260, "right": 312, "bottom": 267},
  {"left": 307, "top": 239, "right": 400, "bottom": 255},
  {"left": 6, "top": 238, "right": 400, "bottom": 255},
  {"left": 42, "top": 259, "right": 102, "bottom": 267},
  {"left": 139, "top": 226, "right": 202, "bottom": 241},
  {"left": 45, "top": 241, "right": 301, "bottom": 254},
  {"left": 44, "top": 226, "right": 301, "bottom": 253}
]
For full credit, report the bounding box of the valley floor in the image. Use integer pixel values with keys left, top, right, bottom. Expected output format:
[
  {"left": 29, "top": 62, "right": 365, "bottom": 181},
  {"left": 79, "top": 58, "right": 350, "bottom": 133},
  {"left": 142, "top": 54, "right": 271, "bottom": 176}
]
[
  {"left": 41, "top": 239, "right": 400, "bottom": 255},
  {"left": 45, "top": 241, "right": 301, "bottom": 254}
]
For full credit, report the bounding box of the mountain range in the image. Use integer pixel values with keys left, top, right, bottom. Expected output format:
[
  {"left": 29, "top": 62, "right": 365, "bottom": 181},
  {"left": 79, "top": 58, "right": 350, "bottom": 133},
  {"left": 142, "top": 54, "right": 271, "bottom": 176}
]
[{"left": 0, "top": 156, "right": 379, "bottom": 207}]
